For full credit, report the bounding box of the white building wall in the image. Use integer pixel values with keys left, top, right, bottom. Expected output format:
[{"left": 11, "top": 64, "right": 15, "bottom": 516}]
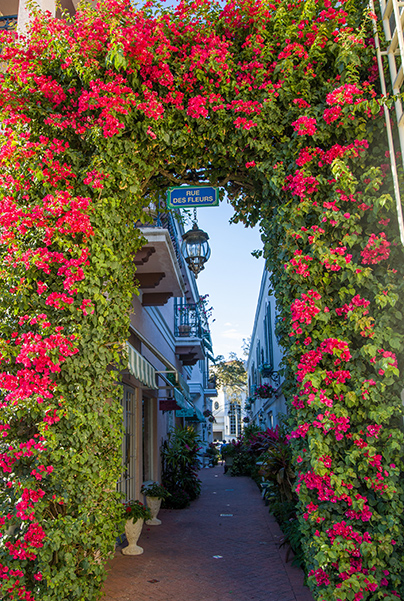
[
  {"left": 247, "top": 268, "right": 287, "bottom": 429},
  {"left": 212, "top": 386, "right": 246, "bottom": 443}
]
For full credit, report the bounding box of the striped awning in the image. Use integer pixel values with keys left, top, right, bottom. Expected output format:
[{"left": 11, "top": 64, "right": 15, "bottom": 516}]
[{"left": 127, "top": 343, "right": 158, "bottom": 389}]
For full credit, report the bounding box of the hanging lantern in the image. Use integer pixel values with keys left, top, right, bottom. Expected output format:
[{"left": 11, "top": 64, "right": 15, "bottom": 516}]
[{"left": 181, "top": 223, "right": 211, "bottom": 277}]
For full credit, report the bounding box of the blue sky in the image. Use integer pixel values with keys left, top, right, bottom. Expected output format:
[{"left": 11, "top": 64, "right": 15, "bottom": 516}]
[{"left": 185, "top": 200, "right": 264, "bottom": 360}]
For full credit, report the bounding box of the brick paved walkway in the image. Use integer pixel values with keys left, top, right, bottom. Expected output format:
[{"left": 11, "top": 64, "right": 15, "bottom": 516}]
[{"left": 102, "top": 465, "right": 314, "bottom": 601}]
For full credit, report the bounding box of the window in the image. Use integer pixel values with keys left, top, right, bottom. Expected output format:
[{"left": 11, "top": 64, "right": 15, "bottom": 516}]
[
  {"left": 229, "top": 403, "right": 241, "bottom": 437},
  {"left": 256, "top": 340, "right": 261, "bottom": 370},
  {"left": 117, "top": 386, "right": 136, "bottom": 502},
  {"left": 229, "top": 403, "right": 236, "bottom": 435},
  {"left": 264, "top": 302, "right": 274, "bottom": 369},
  {"left": 214, "top": 401, "right": 220, "bottom": 410}
]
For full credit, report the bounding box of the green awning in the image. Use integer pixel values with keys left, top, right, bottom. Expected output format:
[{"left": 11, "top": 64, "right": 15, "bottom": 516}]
[
  {"left": 189, "top": 406, "right": 206, "bottom": 423},
  {"left": 175, "top": 389, "right": 200, "bottom": 418},
  {"left": 127, "top": 343, "right": 158, "bottom": 389}
]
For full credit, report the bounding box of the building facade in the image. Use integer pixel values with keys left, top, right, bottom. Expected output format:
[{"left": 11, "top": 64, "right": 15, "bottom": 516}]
[
  {"left": 118, "top": 211, "right": 217, "bottom": 500},
  {"left": 212, "top": 385, "right": 247, "bottom": 443},
  {"left": 246, "top": 268, "right": 287, "bottom": 429}
]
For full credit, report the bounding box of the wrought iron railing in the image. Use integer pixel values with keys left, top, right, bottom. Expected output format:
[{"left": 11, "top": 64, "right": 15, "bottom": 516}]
[
  {"left": 159, "top": 212, "right": 184, "bottom": 269},
  {"left": 174, "top": 300, "right": 203, "bottom": 338},
  {"left": 0, "top": 15, "right": 18, "bottom": 31}
]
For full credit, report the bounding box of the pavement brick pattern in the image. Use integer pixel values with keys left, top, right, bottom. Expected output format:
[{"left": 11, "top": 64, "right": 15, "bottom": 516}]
[{"left": 103, "top": 465, "right": 314, "bottom": 601}]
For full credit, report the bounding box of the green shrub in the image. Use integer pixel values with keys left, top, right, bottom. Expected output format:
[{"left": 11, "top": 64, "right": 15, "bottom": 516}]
[
  {"left": 161, "top": 427, "right": 202, "bottom": 508},
  {"left": 258, "top": 430, "right": 304, "bottom": 567},
  {"left": 229, "top": 451, "right": 257, "bottom": 478},
  {"left": 140, "top": 482, "right": 171, "bottom": 499}
]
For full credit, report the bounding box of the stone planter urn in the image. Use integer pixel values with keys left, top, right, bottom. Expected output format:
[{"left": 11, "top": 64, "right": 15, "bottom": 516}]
[
  {"left": 224, "top": 455, "right": 234, "bottom": 473},
  {"left": 145, "top": 497, "right": 162, "bottom": 526},
  {"left": 122, "top": 518, "right": 144, "bottom": 555},
  {"left": 224, "top": 456, "right": 234, "bottom": 468}
]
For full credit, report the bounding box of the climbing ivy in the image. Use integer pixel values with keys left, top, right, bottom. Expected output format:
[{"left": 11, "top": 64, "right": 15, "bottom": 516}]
[{"left": 0, "top": 0, "right": 403, "bottom": 600}]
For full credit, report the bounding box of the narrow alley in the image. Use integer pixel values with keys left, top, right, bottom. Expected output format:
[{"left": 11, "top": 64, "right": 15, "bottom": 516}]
[{"left": 103, "top": 466, "right": 314, "bottom": 601}]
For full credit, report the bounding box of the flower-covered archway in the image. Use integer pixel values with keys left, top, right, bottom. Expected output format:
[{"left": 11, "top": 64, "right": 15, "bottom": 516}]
[{"left": 0, "top": 0, "right": 404, "bottom": 599}]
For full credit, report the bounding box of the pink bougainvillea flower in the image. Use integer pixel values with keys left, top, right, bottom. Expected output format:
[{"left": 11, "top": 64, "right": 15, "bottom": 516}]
[{"left": 291, "top": 115, "right": 317, "bottom": 136}]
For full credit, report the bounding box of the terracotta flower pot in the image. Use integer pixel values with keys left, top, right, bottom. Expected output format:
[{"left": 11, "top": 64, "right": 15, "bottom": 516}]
[
  {"left": 146, "top": 497, "right": 162, "bottom": 525},
  {"left": 178, "top": 324, "right": 191, "bottom": 336},
  {"left": 122, "top": 518, "right": 144, "bottom": 555}
]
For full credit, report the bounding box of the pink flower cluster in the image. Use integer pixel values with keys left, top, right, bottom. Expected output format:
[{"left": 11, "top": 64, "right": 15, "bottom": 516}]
[
  {"left": 326, "top": 83, "right": 364, "bottom": 106},
  {"left": 285, "top": 250, "right": 313, "bottom": 278},
  {"left": 291, "top": 115, "right": 317, "bottom": 136},
  {"left": 335, "top": 294, "right": 370, "bottom": 318},
  {"left": 297, "top": 338, "right": 351, "bottom": 383},
  {"left": 290, "top": 290, "right": 321, "bottom": 336},
  {"left": 284, "top": 170, "right": 319, "bottom": 200},
  {"left": 361, "top": 233, "right": 390, "bottom": 264}
]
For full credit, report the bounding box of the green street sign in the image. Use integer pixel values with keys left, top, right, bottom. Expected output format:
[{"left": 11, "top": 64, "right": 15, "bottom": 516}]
[{"left": 167, "top": 185, "right": 219, "bottom": 209}]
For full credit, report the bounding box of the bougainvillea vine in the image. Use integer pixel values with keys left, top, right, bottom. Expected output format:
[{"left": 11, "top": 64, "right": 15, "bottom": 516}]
[{"left": 0, "top": 0, "right": 403, "bottom": 600}]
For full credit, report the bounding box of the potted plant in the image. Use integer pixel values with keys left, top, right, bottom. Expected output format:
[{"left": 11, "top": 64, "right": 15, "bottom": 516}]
[
  {"left": 259, "top": 363, "right": 273, "bottom": 378},
  {"left": 178, "top": 323, "right": 192, "bottom": 336},
  {"left": 140, "top": 482, "right": 170, "bottom": 526},
  {"left": 254, "top": 383, "right": 276, "bottom": 399},
  {"left": 221, "top": 441, "right": 239, "bottom": 472},
  {"left": 161, "top": 426, "right": 202, "bottom": 508},
  {"left": 121, "top": 500, "right": 151, "bottom": 555},
  {"left": 203, "top": 409, "right": 216, "bottom": 423}
]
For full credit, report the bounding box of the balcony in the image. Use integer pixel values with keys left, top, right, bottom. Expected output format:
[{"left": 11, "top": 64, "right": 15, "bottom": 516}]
[
  {"left": 134, "top": 213, "right": 185, "bottom": 306},
  {"left": 174, "top": 301, "right": 205, "bottom": 366}
]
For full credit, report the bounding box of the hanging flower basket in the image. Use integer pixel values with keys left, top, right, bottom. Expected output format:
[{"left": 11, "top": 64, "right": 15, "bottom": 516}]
[
  {"left": 259, "top": 363, "right": 273, "bottom": 378},
  {"left": 254, "top": 384, "right": 276, "bottom": 399}
]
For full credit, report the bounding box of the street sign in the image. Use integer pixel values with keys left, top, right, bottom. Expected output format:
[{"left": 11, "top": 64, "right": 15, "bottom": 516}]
[{"left": 167, "top": 186, "right": 219, "bottom": 209}]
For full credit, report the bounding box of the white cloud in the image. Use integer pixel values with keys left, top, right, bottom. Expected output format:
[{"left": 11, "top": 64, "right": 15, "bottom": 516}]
[{"left": 221, "top": 328, "right": 243, "bottom": 340}]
